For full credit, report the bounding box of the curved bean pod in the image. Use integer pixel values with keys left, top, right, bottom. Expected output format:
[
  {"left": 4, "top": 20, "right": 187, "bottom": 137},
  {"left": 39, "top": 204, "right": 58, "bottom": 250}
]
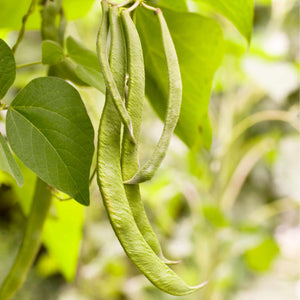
[
  {"left": 125, "top": 8, "right": 182, "bottom": 184},
  {"left": 0, "top": 178, "right": 52, "bottom": 300},
  {"left": 97, "top": 6, "right": 206, "bottom": 295},
  {"left": 121, "top": 9, "right": 178, "bottom": 265},
  {"left": 96, "top": 1, "right": 135, "bottom": 143}
]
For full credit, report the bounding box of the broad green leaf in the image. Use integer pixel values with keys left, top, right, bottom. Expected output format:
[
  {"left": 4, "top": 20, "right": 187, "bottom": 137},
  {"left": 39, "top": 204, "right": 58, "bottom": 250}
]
[
  {"left": 136, "top": 7, "right": 224, "bottom": 148},
  {"left": 41, "top": 40, "right": 64, "bottom": 65},
  {"left": 66, "top": 37, "right": 105, "bottom": 93},
  {"left": 193, "top": 0, "right": 254, "bottom": 42},
  {"left": 6, "top": 77, "right": 94, "bottom": 205},
  {"left": 0, "top": 133, "right": 23, "bottom": 186},
  {"left": 42, "top": 198, "right": 84, "bottom": 281},
  {"left": 0, "top": 39, "right": 16, "bottom": 99},
  {"left": 244, "top": 237, "right": 279, "bottom": 272}
]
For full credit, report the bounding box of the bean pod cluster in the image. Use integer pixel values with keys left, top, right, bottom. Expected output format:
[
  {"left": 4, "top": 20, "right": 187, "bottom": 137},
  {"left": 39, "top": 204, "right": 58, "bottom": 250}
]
[{"left": 96, "top": 0, "right": 207, "bottom": 295}]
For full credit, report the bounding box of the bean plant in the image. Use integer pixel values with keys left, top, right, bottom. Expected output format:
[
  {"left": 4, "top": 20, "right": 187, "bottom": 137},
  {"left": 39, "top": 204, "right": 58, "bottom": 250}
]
[{"left": 1, "top": 0, "right": 297, "bottom": 299}]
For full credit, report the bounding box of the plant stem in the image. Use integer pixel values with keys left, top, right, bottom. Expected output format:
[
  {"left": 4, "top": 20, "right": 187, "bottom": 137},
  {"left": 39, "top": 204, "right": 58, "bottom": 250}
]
[
  {"left": 16, "top": 61, "right": 42, "bottom": 69},
  {"left": 0, "top": 178, "right": 52, "bottom": 300},
  {"left": 12, "top": 0, "right": 37, "bottom": 54},
  {"left": 220, "top": 138, "right": 275, "bottom": 211}
]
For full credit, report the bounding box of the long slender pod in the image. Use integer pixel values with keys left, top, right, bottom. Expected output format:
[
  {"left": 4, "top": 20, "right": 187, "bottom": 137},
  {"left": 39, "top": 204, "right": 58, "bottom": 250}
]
[
  {"left": 97, "top": 6, "right": 206, "bottom": 295},
  {"left": 0, "top": 178, "right": 52, "bottom": 300},
  {"left": 121, "top": 9, "right": 178, "bottom": 265},
  {"left": 125, "top": 8, "right": 182, "bottom": 184},
  {"left": 96, "top": 0, "right": 135, "bottom": 143}
]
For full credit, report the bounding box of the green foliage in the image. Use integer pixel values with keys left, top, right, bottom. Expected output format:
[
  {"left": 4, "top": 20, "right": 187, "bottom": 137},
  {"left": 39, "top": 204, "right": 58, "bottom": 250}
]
[
  {"left": 136, "top": 7, "right": 224, "bottom": 148},
  {"left": 41, "top": 40, "right": 64, "bottom": 65},
  {"left": 194, "top": 0, "right": 254, "bottom": 41},
  {"left": 0, "top": 134, "right": 23, "bottom": 186},
  {"left": 6, "top": 77, "right": 94, "bottom": 205},
  {"left": 66, "top": 37, "right": 106, "bottom": 93},
  {"left": 42, "top": 199, "right": 84, "bottom": 281},
  {"left": 0, "top": 39, "right": 15, "bottom": 99},
  {"left": 244, "top": 238, "right": 280, "bottom": 272}
]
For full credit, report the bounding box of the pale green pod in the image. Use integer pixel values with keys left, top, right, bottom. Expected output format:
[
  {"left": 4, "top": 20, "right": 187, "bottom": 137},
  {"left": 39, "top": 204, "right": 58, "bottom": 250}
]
[
  {"left": 125, "top": 8, "right": 182, "bottom": 184},
  {"left": 97, "top": 6, "right": 206, "bottom": 295},
  {"left": 121, "top": 9, "right": 178, "bottom": 265},
  {"left": 96, "top": 1, "right": 135, "bottom": 143}
]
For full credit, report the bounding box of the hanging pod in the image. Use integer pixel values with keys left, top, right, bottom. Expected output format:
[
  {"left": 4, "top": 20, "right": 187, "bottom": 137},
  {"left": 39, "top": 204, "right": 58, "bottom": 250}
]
[
  {"left": 120, "top": 9, "right": 179, "bottom": 265},
  {"left": 125, "top": 7, "right": 183, "bottom": 184},
  {"left": 96, "top": 1, "right": 135, "bottom": 143},
  {"left": 97, "top": 3, "right": 206, "bottom": 296}
]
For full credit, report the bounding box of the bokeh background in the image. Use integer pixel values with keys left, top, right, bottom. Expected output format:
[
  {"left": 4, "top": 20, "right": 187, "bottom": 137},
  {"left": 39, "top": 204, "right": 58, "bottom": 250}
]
[{"left": 0, "top": 0, "right": 299, "bottom": 299}]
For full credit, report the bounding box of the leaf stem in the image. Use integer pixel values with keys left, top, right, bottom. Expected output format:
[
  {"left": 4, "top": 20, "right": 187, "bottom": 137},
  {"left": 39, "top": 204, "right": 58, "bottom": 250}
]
[
  {"left": 16, "top": 61, "right": 42, "bottom": 69},
  {"left": 12, "top": 0, "right": 37, "bottom": 54},
  {"left": 0, "top": 178, "right": 52, "bottom": 300},
  {"left": 127, "top": 0, "right": 140, "bottom": 12},
  {"left": 141, "top": 2, "right": 159, "bottom": 12}
]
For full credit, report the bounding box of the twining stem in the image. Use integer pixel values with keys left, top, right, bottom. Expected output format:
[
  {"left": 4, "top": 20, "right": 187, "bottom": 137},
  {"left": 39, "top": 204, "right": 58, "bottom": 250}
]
[
  {"left": 12, "top": 0, "right": 37, "bottom": 54},
  {"left": 229, "top": 110, "right": 300, "bottom": 145},
  {"left": 220, "top": 138, "right": 275, "bottom": 211},
  {"left": 16, "top": 61, "right": 42, "bottom": 69},
  {"left": 141, "top": 2, "right": 158, "bottom": 12},
  {"left": 127, "top": 1, "right": 140, "bottom": 12},
  {"left": 0, "top": 178, "right": 52, "bottom": 300}
]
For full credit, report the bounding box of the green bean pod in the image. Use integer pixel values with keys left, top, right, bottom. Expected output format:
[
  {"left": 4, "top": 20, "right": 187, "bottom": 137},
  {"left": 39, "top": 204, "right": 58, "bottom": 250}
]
[
  {"left": 0, "top": 178, "right": 52, "bottom": 300},
  {"left": 97, "top": 6, "right": 206, "bottom": 295},
  {"left": 125, "top": 8, "right": 182, "bottom": 184},
  {"left": 121, "top": 9, "right": 178, "bottom": 265},
  {"left": 96, "top": 1, "right": 135, "bottom": 143}
]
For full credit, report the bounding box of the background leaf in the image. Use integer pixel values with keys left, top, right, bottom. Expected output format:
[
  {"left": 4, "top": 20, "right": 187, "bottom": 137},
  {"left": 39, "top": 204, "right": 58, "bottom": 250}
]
[
  {"left": 42, "top": 198, "right": 84, "bottom": 281},
  {"left": 136, "top": 7, "right": 224, "bottom": 148},
  {"left": 41, "top": 40, "right": 64, "bottom": 65},
  {"left": 0, "top": 133, "right": 23, "bottom": 186},
  {"left": 0, "top": 39, "right": 16, "bottom": 99},
  {"left": 66, "top": 37, "right": 105, "bottom": 93},
  {"left": 6, "top": 77, "right": 94, "bottom": 205},
  {"left": 193, "top": 0, "right": 254, "bottom": 42},
  {"left": 244, "top": 237, "right": 280, "bottom": 272}
]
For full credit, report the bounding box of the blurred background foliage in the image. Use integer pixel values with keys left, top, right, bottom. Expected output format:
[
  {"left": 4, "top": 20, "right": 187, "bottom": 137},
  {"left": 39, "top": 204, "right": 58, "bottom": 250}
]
[{"left": 0, "top": 0, "right": 299, "bottom": 299}]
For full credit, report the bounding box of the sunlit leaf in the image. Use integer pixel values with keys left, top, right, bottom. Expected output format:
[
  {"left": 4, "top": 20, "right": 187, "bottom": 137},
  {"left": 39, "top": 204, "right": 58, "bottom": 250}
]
[
  {"left": 193, "top": 0, "right": 254, "bottom": 42},
  {"left": 42, "top": 198, "right": 84, "bottom": 281},
  {"left": 244, "top": 237, "right": 279, "bottom": 272}
]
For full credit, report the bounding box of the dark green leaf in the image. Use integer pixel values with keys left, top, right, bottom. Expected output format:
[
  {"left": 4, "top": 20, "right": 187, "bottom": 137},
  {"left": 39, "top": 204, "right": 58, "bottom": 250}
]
[
  {"left": 0, "top": 39, "right": 16, "bottom": 99},
  {"left": 66, "top": 37, "right": 105, "bottom": 93},
  {"left": 41, "top": 40, "right": 64, "bottom": 65},
  {"left": 0, "top": 133, "right": 23, "bottom": 186},
  {"left": 193, "top": 0, "right": 254, "bottom": 42},
  {"left": 6, "top": 77, "right": 94, "bottom": 205},
  {"left": 136, "top": 7, "right": 224, "bottom": 148}
]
